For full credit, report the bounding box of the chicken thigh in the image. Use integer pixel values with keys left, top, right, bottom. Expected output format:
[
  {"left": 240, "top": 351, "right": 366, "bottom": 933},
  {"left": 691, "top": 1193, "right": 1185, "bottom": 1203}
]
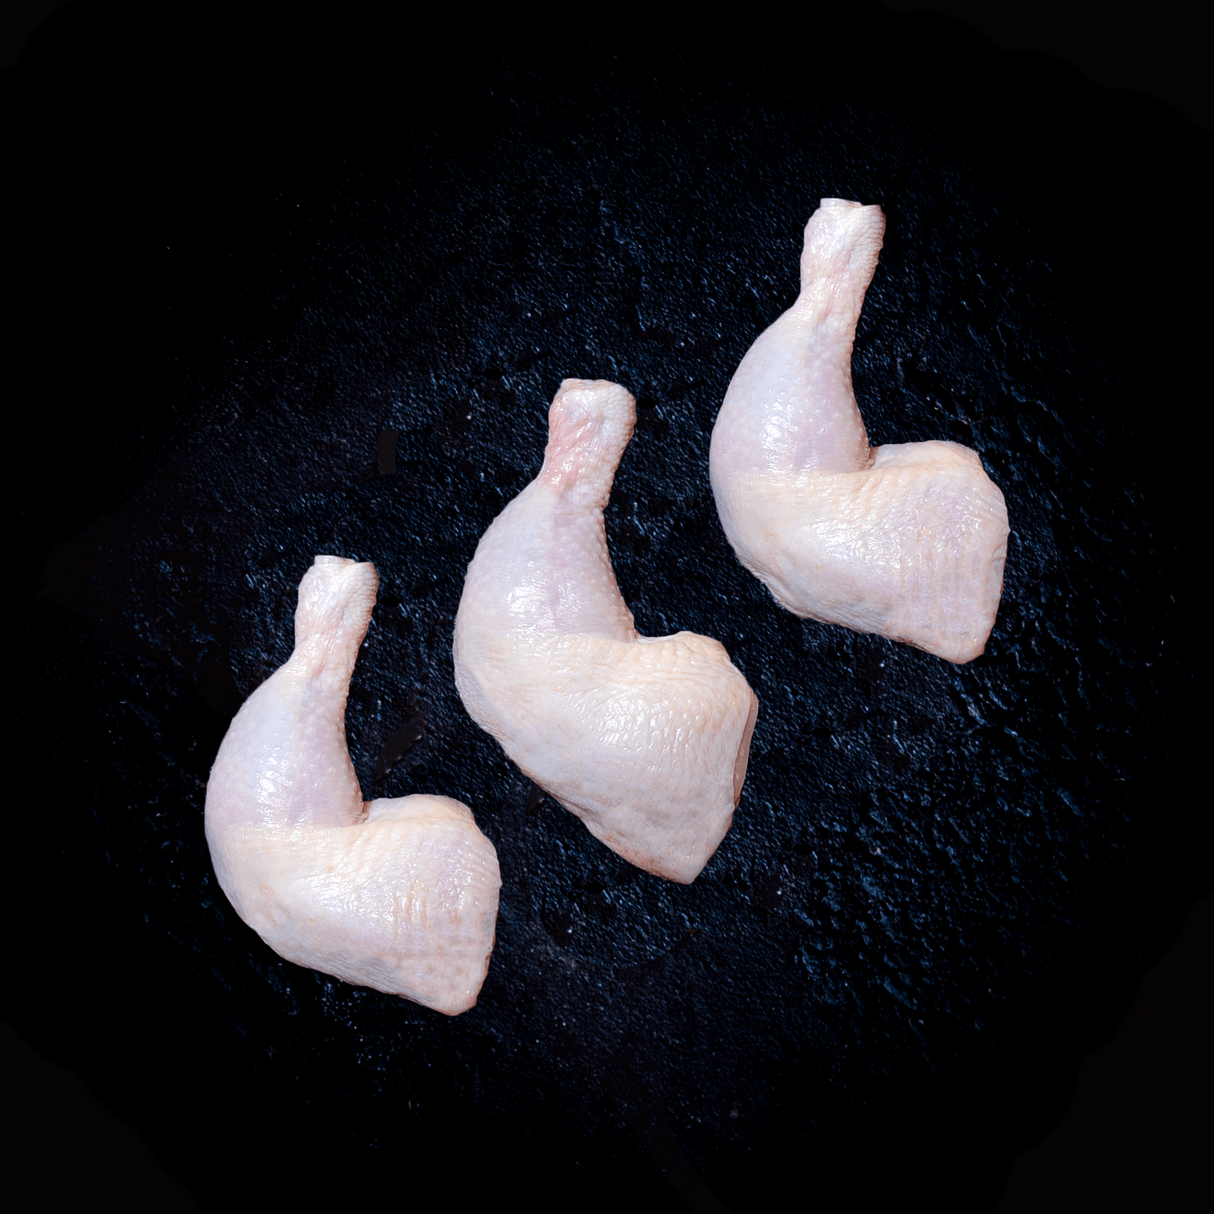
[
  {"left": 709, "top": 199, "right": 1009, "bottom": 664},
  {"left": 454, "top": 379, "right": 759, "bottom": 884},
  {"left": 205, "top": 556, "right": 500, "bottom": 1016}
]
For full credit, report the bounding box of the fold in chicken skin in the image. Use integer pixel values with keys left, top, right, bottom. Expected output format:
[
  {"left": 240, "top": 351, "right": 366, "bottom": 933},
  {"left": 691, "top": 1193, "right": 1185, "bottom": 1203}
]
[
  {"left": 454, "top": 379, "right": 759, "bottom": 884},
  {"left": 205, "top": 556, "right": 500, "bottom": 1015},
  {"left": 709, "top": 198, "right": 1009, "bottom": 664}
]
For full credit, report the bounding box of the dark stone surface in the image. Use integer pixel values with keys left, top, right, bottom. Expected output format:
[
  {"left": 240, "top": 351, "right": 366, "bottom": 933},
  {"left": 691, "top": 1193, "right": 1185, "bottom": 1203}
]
[{"left": 8, "top": 5, "right": 1207, "bottom": 1211}]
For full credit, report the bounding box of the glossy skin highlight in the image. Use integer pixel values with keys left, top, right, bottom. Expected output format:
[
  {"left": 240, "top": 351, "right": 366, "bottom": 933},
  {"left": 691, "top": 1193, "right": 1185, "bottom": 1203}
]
[
  {"left": 454, "top": 379, "right": 759, "bottom": 884},
  {"left": 709, "top": 199, "right": 1009, "bottom": 663},
  {"left": 205, "top": 556, "right": 500, "bottom": 1016}
]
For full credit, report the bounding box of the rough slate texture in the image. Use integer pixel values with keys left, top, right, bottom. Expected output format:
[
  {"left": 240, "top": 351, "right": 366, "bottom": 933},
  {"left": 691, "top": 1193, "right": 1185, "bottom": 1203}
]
[{"left": 9, "top": 6, "right": 1205, "bottom": 1212}]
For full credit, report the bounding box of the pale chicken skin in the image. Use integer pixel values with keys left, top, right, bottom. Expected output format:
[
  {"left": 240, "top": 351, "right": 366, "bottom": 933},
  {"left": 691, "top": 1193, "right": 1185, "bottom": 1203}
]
[
  {"left": 205, "top": 556, "right": 500, "bottom": 1016},
  {"left": 454, "top": 379, "right": 759, "bottom": 885},
  {"left": 709, "top": 198, "right": 1009, "bottom": 664}
]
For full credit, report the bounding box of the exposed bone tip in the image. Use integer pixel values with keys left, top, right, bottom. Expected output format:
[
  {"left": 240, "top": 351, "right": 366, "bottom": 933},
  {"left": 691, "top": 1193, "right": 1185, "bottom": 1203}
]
[
  {"left": 550, "top": 378, "right": 637, "bottom": 430},
  {"left": 556, "top": 377, "right": 636, "bottom": 403}
]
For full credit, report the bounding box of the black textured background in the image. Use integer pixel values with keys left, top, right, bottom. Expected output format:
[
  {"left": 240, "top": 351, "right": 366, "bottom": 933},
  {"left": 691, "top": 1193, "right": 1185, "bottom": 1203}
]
[{"left": 7, "top": 5, "right": 1208, "bottom": 1211}]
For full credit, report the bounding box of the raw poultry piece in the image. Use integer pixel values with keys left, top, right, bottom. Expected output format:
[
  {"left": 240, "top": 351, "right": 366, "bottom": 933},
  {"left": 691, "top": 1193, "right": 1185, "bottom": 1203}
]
[
  {"left": 454, "top": 379, "right": 759, "bottom": 884},
  {"left": 205, "top": 556, "right": 500, "bottom": 1015},
  {"left": 709, "top": 198, "right": 1009, "bottom": 663}
]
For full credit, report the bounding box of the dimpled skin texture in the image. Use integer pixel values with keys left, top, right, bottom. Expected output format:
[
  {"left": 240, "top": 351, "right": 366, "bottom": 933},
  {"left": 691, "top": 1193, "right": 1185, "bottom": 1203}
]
[
  {"left": 454, "top": 379, "right": 759, "bottom": 884},
  {"left": 205, "top": 556, "right": 500, "bottom": 1015},
  {"left": 710, "top": 199, "right": 1010, "bottom": 663}
]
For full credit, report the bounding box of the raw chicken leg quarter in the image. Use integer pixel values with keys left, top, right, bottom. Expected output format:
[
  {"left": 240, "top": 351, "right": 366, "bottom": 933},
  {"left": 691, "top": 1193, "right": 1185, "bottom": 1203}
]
[
  {"left": 709, "top": 198, "right": 1010, "bottom": 663},
  {"left": 205, "top": 556, "right": 500, "bottom": 1016},
  {"left": 454, "top": 379, "right": 759, "bottom": 885}
]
